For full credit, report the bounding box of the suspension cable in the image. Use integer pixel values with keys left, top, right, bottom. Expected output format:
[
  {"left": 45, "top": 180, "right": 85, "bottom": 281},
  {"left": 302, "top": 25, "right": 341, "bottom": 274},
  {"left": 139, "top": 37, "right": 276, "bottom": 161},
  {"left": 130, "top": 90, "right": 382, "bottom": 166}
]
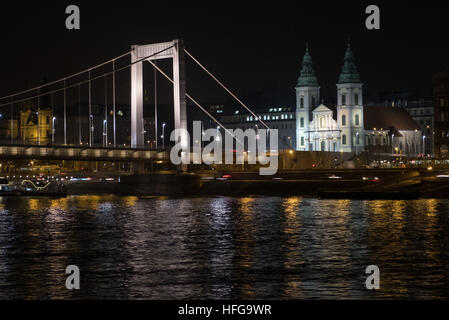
[
  {"left": 78, "top": 84, "right": 81, "bottom": 145},
  {"left": 104, "top": 75, "right": 108, "bottom": 147},
  {"left": 184, "top": 49, "right": 270, "bottom": 131},
  {"left": 88, "top": 70, "right": 92, "bottom": 147},
  {"left": 63, "top": 79, "right": 67, "bottom": 145},
  {"left": 10, "top": 98, "right": 13, "bottom": 144},
  {"left": 0, "top": 46, "right": 175, "bottom": 108},
  {"left": 0, "top": 51, "right": 132, "bottom": 102},
  {"left": 154, "top": 61, "right": 158, "bottom": 149},
  {"left": 112, "top": 60, "right": 116, "bottom": 147},
  {"left": 146, "top": 59, "right": 242, "bottom": 146}
]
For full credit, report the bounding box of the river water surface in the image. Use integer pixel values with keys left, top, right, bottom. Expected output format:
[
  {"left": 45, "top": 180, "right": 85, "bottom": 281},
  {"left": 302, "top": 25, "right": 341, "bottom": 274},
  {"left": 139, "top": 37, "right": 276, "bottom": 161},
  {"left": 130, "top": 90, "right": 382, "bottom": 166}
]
[{"left": 0, "top": 196, "right": 448, "bottom": 299}]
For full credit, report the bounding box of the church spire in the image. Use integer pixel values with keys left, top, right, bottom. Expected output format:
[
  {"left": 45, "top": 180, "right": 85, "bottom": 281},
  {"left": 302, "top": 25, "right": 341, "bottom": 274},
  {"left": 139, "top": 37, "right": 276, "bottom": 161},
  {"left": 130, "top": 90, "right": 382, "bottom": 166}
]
[
  {"left": 296, "top": 43, "right": 319, "bottom": 87},
  {"left": 338, "top": 40, "right": 361, "bottom": 84}
]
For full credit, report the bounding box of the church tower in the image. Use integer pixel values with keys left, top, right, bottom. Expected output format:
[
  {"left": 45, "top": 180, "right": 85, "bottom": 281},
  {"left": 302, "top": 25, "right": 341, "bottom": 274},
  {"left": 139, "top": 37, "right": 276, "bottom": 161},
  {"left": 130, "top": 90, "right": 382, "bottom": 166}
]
[
  {"left": 296, "top": 44, "right": 320, "bottom": 151},
  {"left": 336, "top": 41, "right": 364, "bottom": 154}
]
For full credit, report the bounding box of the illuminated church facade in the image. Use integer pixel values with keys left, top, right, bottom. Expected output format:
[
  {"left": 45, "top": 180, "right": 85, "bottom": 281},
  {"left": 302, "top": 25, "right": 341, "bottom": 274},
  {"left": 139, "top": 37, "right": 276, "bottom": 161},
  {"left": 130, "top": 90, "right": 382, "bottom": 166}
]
[{"left": 296, "top": 43, "right": 424, "bottom": 156}]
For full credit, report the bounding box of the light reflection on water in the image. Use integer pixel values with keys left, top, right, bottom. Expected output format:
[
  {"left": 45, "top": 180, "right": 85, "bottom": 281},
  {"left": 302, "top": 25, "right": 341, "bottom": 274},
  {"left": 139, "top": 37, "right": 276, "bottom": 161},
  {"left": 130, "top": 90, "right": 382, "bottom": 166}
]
[{"left": 0, "top": 195, "right": 448, "bottom": 300}]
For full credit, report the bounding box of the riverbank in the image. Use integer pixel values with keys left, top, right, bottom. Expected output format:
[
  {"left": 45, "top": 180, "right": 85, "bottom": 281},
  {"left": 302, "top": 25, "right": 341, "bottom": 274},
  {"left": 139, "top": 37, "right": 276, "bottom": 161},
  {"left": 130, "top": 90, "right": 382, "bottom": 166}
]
[{"left": 51, "top": 169, "right": 449, "bottom": 199}]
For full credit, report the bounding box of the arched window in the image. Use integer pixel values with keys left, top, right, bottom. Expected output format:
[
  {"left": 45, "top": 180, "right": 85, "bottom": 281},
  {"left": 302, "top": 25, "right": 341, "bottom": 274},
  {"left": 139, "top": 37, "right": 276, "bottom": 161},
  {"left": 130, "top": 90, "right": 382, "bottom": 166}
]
[
  {"left": 342, "top": 115, "right": 347, "bottom": 126},
  {"left": 301, "top": 136, "right": 305, "bottom": 146},
  {"left": 300, "top": 117, "right": 305, "bottom": 128},
  {"left": 341, "top": 94, "right": 346, "bottom": 105},
  {"left": 342, "top": 134, "right": 347, "bottom": 145},
  {"left": 355, "top": 114, "right": 360, "bottom": 126},
  {"left": 354, "top": 93, "right": 359, "bottom": 105},
  {"left": 300, "top": 97, "right": 304, "bottom": 109}
]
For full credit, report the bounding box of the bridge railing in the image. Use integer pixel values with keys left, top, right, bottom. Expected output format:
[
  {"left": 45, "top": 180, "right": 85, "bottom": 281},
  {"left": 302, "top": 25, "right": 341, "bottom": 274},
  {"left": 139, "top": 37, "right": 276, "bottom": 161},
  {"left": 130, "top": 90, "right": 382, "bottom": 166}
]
[{"left": 0, "top": 145, "right": 168, "bottom": 161}]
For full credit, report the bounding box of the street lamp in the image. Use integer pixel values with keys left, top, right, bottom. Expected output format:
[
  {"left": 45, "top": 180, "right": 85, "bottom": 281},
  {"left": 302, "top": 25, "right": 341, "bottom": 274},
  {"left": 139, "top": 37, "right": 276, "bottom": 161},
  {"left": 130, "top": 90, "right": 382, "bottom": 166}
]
[
  {"left": 161, "top": 123, "right": 166, "bottom": 150},
  {"left": 202, "top": 130, "right": 205, "bottom": 149},
  {"left": 391, "top": 134, "right": 395, "bottom": 155},
  {"left": 36, "top": 111, "right": 40, "bottom": 145},
  {"left": 216, "top": 126, "right": 221, "bottom": 143},
  {"left": 340, "top": 149, "right": 344, "bottom": 168},
  {"left": 90, "top": 115, "right": 94, "bottom": 147},
  {"left": 103, "top": 120, "right": 108, "bottom": 147},
  {"left": 422, "top": 135, "right": 426, "bottom": 156},
  {"left": 52, "top": 117, "right": 56, "bottom": 145}
]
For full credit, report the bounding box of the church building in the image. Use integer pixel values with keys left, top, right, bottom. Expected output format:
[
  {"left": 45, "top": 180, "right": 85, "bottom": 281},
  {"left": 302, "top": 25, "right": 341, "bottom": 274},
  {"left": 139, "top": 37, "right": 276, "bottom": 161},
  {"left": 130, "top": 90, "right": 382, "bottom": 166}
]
[{"left": 296, "top": 42, "right": 423, "bottom": 157}]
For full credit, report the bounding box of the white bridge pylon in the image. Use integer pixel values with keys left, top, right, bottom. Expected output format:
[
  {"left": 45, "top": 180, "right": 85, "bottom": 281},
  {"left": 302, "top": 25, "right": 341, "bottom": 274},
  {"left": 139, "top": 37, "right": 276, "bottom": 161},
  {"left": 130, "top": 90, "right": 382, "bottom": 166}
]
[{"left": 131, "top": 40, "right": 187, "bottom": 149}]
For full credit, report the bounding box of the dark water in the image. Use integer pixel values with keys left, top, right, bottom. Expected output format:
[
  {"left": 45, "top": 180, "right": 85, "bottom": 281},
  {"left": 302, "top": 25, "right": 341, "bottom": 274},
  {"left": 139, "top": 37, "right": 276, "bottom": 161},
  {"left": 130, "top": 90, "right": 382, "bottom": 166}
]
[{"left": 0, "top": 195, "right": 448, "bottom": 300}]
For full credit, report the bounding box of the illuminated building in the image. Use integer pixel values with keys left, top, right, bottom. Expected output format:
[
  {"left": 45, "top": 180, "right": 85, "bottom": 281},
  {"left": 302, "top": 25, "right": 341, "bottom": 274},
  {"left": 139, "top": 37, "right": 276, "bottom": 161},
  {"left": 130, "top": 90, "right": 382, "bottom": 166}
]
[
  {"left": 20, "top": 108, "right": 53, "bottom": 145},
  {"left": 295, "top": 42, "right": 424, "bottom": 156}
]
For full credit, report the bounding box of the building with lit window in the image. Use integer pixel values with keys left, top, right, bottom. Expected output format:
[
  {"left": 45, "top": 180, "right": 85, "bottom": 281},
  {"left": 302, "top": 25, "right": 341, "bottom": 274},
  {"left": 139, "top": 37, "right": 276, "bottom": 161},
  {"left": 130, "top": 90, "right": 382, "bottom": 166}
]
[
  {"left": 219, "top": 107, "right": 296, "bottom": 150},
  {"left": 366, "top": 92, "right": 434, "bottom": 156},
  {"left": 20, "top": 108, "right": 53, "bottom": 145}
]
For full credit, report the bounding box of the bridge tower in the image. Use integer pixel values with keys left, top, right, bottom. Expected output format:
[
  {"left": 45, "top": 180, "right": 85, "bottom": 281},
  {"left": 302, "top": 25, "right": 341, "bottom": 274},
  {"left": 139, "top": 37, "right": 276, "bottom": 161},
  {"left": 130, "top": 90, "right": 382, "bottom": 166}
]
[{"left": 131, "top": 40, "right": 187, "bottom": 149}]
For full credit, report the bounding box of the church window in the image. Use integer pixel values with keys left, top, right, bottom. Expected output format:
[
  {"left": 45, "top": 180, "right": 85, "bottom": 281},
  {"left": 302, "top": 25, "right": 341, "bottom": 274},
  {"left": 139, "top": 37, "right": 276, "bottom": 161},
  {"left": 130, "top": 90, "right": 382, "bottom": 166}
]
[
  {"left": 300, "top": 97, "right": 304, "bottom": 109},
  {"left": 342, "top": 94, "right": 346, "bottom": 105},
  {"left": 342, "top": 134, "right": 347, "bottom": 145},
  {"left": 301, "top": 136, "right": 304, "bottom": 146},
  {"left": 342, "top": 115, "right": 347, "bottom": 126},
  {"left": 354, "top": 93, "right": 359, "bottom": 105},
  {"left": 300, "top": 117, "right": 305, "bottom": 128},
  {"left": 355, "top": 114, "right": 360, "bottom": 126},
  {"left": 356, "top": 134, "right": 360, "bottom": 145}
]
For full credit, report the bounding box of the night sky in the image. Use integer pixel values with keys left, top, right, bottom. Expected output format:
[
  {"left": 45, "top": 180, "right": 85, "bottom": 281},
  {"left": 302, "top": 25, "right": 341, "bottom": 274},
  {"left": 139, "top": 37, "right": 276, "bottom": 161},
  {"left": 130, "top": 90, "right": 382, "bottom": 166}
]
[{"left": 1, "top": 1, "right": 448, "bottom": 109}]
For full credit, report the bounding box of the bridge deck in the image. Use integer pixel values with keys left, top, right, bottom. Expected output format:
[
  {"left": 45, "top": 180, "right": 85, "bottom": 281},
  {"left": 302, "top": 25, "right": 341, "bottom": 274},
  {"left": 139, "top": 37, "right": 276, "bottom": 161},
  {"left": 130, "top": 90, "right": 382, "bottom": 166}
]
[{"left": 0, "top": 145, "right": 168, "bottom": 161}]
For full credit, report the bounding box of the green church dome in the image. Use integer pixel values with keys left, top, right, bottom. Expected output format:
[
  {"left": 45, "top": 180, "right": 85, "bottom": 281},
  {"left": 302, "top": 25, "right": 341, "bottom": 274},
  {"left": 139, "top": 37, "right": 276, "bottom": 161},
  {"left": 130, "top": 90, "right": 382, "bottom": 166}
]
[
  {"left": 338, "top": 41, "right": 361, "bottom": 84},
  {"left": 296, "top": 44, "right": 319, "bottom": 87}
]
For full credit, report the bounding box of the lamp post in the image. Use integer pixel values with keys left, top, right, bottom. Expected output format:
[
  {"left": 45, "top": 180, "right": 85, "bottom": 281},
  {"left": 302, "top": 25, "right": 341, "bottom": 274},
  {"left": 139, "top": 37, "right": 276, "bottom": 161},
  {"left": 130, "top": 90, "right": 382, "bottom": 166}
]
[
  {"left": 90, "top": 115, "right": 94, "bottom": 147},
  {"left": 36, "top": 111, "right": 40, "bottom": 145},
  {"left": 340, "top": 149, "right": 344, "bottom": 168},
  {"left": 103, "top": 120, "right": 108, "bottom": 147},
  {"left": 391, "top": 134, "right": 395, "bottom": 155},
  {"left": 422, "top": 135, "right": 426, "bottom": 156},
  {"left": 216, "top": 126, "right": 221, "bottom": 144},
  {"left": 52, "top": 117, "right": 56, "bottom": 145},
  {"left": 161, "top": 123, "right": 166, "bottom": 150}
]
